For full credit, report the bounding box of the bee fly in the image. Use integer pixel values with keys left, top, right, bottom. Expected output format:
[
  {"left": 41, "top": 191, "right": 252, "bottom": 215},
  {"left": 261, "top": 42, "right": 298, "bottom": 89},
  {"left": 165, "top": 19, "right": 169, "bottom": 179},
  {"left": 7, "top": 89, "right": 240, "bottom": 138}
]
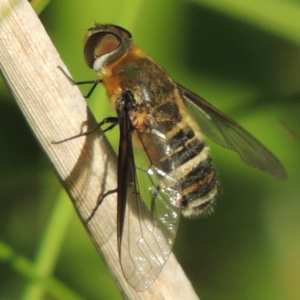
[{"left": 63, "top": 24, "right": 287, "bottom": 291}]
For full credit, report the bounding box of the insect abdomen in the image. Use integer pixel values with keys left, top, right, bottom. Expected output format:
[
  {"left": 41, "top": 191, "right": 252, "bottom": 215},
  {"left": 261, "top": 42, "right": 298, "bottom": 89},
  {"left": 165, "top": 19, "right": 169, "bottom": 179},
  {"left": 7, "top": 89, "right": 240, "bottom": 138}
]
[{"left": 159, "top": 118, "right": 218, "bottom": 217}]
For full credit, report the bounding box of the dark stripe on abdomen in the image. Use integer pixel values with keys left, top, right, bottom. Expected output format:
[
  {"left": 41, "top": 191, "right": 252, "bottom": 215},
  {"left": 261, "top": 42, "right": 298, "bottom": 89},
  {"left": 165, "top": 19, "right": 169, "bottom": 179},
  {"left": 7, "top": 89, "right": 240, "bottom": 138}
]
[
  {"left": 181, "top": 157, "right": 217, "bottom": 207},
  {"left": 159, "top": 127, "right": 205, "bottom": 173},
  {"left": 160, "top": 139, "right": 205, "bottom": 173}
]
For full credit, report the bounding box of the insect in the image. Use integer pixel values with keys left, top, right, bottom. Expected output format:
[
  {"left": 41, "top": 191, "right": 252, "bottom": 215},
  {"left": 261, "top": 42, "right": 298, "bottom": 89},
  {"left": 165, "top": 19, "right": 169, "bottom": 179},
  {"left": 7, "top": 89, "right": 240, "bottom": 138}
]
[{"left": 65, "top": 24, "right": 287, "bottom": 291}]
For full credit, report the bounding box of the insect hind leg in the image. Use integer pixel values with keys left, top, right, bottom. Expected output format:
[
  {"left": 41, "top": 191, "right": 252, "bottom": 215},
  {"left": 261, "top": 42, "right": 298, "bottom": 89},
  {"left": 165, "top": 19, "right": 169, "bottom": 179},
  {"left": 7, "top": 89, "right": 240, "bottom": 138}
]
[{"left": 85, "top": 188, "right": 117, "bottom": 224}]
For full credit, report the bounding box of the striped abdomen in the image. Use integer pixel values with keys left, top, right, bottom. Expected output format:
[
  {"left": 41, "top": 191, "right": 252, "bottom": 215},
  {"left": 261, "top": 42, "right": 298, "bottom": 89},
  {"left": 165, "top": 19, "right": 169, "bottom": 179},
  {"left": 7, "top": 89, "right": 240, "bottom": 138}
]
[
  {"left": 161, "top": 120, "right": 218, "bottom": 217},
  {"left": 136, "top": 100, "right": 218, "bottom": 217}
]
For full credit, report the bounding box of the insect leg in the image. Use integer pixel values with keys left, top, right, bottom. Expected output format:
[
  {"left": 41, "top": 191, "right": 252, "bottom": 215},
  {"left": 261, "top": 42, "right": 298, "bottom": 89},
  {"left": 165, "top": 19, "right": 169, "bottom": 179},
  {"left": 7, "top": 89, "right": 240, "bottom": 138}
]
[
  {"left": 52, "top": 117, "right": 118, "bottom": 144},
  {"left": 58, "top": 66, "right": 102, "bottom": 98},
  {"left": 86, "top": 188, "right": 118, "bottom": 224}
]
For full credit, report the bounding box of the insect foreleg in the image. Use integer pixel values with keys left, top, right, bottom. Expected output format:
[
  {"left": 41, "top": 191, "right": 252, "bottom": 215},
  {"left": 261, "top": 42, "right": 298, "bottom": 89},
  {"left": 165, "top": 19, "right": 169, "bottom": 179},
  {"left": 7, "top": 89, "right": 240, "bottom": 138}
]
[{"left": 58, "top": 66, "right": 102, "bottom": 98}]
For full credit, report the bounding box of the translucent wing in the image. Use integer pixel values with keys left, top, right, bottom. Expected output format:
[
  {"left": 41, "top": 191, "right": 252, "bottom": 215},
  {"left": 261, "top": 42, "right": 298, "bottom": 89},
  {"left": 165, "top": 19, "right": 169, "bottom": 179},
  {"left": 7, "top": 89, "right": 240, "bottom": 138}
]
[
  {"left": 119, "top": 164, "right": 181, "bottom": 291},
  {"left": 177, "top": 83, "right": 287, "bottom": 179},
  {"left": 116, "top": 95, "right": 181, "bottom": 291}
]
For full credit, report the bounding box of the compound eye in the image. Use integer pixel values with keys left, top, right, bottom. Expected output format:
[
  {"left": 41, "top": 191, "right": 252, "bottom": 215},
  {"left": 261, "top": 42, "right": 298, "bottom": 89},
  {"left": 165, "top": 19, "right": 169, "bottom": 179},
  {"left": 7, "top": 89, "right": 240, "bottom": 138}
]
[{"left": 84, "top": 32, "right": 121, "bottom": 69}]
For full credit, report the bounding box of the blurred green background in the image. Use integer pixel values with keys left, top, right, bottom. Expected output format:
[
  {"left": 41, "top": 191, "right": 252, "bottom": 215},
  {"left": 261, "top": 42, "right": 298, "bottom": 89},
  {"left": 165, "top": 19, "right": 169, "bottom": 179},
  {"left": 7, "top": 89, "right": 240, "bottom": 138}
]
[{"left": 1, "top": 0, "right": 300, "bottom": 299}]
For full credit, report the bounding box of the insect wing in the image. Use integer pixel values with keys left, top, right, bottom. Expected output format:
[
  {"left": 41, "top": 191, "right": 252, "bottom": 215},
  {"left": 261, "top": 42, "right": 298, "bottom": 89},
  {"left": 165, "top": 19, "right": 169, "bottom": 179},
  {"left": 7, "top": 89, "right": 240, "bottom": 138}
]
[
  {"left": 116, "top": 99, "right": 181, "bottom": 291},
  {"left": 119, "top": 167, "right": 181, "bottom": 291},
  {"left": 177, "top": 84, "right": 287, "bottom": 179}
]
